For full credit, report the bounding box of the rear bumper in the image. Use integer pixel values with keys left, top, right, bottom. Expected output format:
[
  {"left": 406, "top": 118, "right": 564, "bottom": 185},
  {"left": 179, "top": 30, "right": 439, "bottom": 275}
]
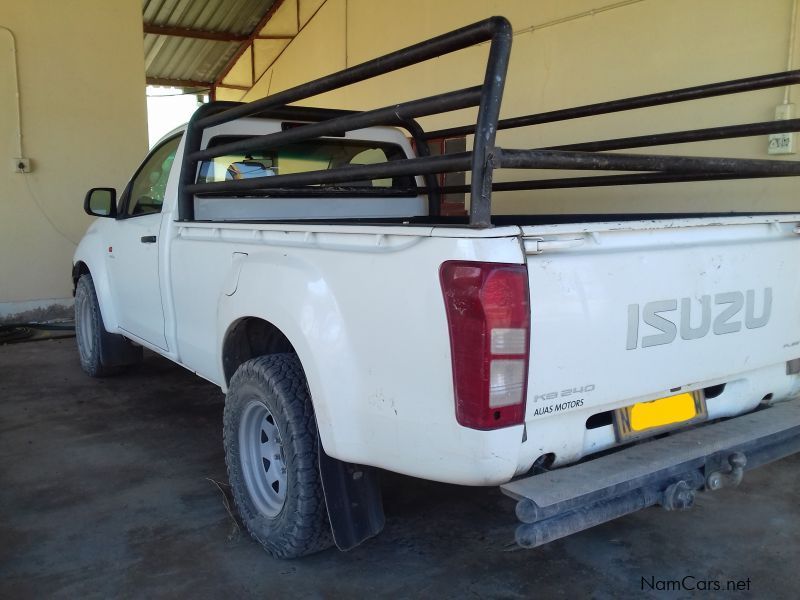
[{"left": 501, "top": 398, "right": 800, "bottom": 548}]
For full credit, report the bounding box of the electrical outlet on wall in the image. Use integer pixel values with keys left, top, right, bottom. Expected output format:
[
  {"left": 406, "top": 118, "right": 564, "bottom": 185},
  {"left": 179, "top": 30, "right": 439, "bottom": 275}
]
[
  {"left": 12, "top": 157, "right": 31, "bottom": 173},
  {"left": 768, "top": 104, "right": 796, "bottom": 155}
]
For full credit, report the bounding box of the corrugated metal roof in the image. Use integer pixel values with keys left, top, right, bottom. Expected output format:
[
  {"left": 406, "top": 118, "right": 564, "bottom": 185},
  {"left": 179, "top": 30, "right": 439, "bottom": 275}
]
[{"left": 143, "top": 0, "right": 277, "bottom": 87}]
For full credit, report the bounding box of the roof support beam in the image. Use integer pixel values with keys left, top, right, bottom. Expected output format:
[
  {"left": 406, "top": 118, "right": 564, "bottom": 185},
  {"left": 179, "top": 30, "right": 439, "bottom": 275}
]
[
  {"left": 214, "top": 83, "right": 251, "bottom": 91},
  {"left": 143, "top": 23, "right": 247, "bottom": 42},
  {"left": 214, "top": 0, "right": 289, "bottom": 89},
  {"left": 146, "top": 77, "right": 213, "bottom": 88}
]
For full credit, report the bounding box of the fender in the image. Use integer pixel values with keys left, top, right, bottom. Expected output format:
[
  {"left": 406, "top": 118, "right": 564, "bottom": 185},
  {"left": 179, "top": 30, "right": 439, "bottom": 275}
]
[
  {"left": 217, "top": 251, "right": 362, "bottom": 462},
  {"left": 72, "top": 220, "right": 121, "bottom": 333},
  {"left": 210, "top": 231, "right": 523, "bottom": 487},
  {"left": 218, "top": 254, "right": 386, "bottom": 551}
]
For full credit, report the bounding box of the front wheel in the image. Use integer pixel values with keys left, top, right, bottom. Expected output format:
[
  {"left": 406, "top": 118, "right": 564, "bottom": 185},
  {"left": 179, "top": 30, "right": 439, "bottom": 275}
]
[
  {"left": 223, "top": 354, "right": 332, "bottom": 559},
  {"left": 74, "top": 273, "right": 141, "bottom": 377}
]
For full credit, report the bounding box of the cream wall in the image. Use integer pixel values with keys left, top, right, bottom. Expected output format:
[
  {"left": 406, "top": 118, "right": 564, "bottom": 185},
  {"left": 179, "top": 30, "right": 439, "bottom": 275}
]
[
  {"left": 0, "top": 0, "right": 148, "bottom": 320},
  {"left": 220, "top": 0, "right": 800, "bottom": 215}
]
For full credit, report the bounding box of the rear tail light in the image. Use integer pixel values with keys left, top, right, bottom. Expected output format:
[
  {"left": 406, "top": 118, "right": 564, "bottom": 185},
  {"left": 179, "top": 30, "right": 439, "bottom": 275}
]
[{"left": 439, "top": 261, "right": 530, "bottom": 430}]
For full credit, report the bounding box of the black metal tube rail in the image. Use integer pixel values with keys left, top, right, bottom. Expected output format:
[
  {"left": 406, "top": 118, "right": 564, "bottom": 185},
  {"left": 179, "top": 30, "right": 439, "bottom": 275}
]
[
  {"left": 176, "top": 15, "right": 800, "bottom": 229},
  {"left": 546, "top": 118, "right": 800, "bottom": 153},
  {"left": 197, "top": 18, "right": 509, "bottom": 130},
  {"left": 186, "top": 152, "right": 474, "bottom": 195},
  {"left": 435, "top": 171, "right": 798, "bottom": 195},
  {"left": 189, "top": 86, "right": 483, "bottom": 162},
  {"left": 469, "top": 18, "right": 512, "bottom": 226},
  {"left": 195, "top": 170, "right": 797, "bottom": 199},
  {"left": 494, "top": 149, "right": 800, "bottom": 176},
  {"left": 177, "top": 16, "right": 513, "bottom": 223},
  {"left": 247, "top": 106, "right": 357, "bottom": 121},
  {"left": 425, "top": 69, "right": 800, "bottom": 140},
  {"left": 176, "top": 102, "right": 444, "bottom": 210}
]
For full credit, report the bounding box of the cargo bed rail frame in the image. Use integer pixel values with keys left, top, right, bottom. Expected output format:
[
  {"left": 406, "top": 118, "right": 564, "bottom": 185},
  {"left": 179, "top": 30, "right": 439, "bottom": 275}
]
[{"left": 178, "top": 16, "right": 800, "bottom": 228}]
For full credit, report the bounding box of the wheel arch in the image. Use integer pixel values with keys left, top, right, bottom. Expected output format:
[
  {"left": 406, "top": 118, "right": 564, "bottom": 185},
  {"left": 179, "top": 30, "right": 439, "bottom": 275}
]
[
  {"left": 71, "top": 260, "right": 90, "bottom": 293},
  {"left": 71, "top": 255, "right": 119, "bottom": 332},
  {"left": 221, "top": 323, "right": 385, "bottom": 551},
  {"left": 221, "top": 316, "right": 297, "bottom": 386},
  {"left": 216, "top": 252, "right": 360, "bottom": 463},
  {"left": 218, "top": 312, "right": 341, "bottom": 461}
]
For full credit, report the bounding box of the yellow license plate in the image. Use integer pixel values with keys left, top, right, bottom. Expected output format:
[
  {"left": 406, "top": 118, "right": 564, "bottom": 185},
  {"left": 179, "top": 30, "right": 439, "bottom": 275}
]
[{"left": 614, "top": 391, "right": 707, "bottom": 441}]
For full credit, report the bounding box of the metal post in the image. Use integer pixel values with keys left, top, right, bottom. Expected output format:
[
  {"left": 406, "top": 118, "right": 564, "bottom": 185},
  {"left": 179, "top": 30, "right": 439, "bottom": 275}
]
[{"left": 469, "top": 18, "right": 513, "bottom": 228}]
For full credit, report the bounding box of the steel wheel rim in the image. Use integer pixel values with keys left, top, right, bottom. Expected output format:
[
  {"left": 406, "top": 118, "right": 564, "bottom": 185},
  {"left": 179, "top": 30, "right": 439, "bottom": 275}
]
[
  {"left": 239, "top": 399, "right": 287, "bottom": 517},
  {"left": 77, "top": 294, "right": 94, "bottom": 358}
]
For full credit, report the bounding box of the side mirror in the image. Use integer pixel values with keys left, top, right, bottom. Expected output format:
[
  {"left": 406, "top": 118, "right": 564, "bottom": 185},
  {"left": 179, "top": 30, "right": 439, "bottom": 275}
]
[{"left": 84, "top": 187, "right": 117, "bottom": 218}]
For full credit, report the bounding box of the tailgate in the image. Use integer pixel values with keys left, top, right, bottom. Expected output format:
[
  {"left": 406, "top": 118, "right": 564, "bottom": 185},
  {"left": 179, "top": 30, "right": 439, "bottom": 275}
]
[{"left": 520, "top": 215, "right": 800, "bottom": 463}]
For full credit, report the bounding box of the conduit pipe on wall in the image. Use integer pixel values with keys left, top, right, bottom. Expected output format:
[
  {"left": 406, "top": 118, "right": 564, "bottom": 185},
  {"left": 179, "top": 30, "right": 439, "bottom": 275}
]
[
  {"left": 787, "top": 0, "right": 799, "bottom": 104},
  {"left": 0, "top": 26, "right": 23, "bottom": 158},
  {"left": 510, "top": 0, "right": 645, "bottom": 38}
]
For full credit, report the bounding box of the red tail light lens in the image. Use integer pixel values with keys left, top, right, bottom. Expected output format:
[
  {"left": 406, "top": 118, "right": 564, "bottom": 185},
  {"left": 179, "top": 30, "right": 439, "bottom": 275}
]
[{"left": 440, "top": 261, "right": 530, "bottom": 430}]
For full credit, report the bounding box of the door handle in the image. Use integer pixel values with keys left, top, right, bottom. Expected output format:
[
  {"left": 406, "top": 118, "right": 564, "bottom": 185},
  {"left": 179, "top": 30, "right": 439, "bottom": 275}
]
[{"left": 140, "top": 235, "right": 157, "bottom": 244}]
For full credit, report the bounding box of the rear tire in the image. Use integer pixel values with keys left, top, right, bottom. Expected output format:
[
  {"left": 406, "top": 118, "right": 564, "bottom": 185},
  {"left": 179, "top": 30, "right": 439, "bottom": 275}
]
[
  {"left": 74, "top": 273, "right": 142, "bottom": 377},
  {"left": 224, "top": 354, "right": 332, "bottom": 559}
]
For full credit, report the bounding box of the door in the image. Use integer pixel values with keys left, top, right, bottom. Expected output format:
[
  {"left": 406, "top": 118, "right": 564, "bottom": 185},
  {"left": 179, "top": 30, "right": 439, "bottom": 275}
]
[{"left": 108, "top": 134, "right": 181, "bottom": 350}]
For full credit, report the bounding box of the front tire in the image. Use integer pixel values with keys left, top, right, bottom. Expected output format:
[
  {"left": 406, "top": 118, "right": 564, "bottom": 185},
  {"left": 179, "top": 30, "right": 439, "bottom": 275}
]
[
  {"left": 224, "top": 354, "right": 332, "bottom": 559},
  {"left": 74, "top": 273, "right": 141, "bottom": 377}
]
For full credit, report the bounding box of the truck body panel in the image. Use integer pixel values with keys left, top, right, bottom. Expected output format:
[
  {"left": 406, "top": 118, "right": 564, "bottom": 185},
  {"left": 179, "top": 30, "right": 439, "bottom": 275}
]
[{"left": 519, "top": 217, "right": 800, "bottom": 469}]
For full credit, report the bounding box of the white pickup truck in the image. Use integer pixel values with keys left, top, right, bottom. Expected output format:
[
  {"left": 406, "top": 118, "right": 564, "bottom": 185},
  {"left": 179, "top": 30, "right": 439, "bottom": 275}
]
[{"left": 73, "top": 18, "right": 800, "bottom": 558}]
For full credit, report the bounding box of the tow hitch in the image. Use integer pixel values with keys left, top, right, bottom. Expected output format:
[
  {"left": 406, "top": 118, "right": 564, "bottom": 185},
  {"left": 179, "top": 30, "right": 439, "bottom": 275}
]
[
  {"left": 501, "top": 400, "right": 800, "bottom": 549},
  {"left": 705, "top": 452, "right": 746, "bottom": 491},
  {"left": 660, "top": 451, "right": 747, "bottom": 510}
]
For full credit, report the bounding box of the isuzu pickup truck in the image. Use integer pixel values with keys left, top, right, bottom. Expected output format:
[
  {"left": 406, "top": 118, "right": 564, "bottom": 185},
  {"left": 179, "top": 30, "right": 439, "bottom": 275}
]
[{"left": 73, "top": 18, "right": 800, "bottom": 558}]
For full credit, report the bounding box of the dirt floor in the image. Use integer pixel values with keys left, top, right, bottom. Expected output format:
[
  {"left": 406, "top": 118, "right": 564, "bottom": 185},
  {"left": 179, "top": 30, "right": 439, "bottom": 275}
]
[{"left": 1, "top": 338, "right": 798, "bottom": 599}]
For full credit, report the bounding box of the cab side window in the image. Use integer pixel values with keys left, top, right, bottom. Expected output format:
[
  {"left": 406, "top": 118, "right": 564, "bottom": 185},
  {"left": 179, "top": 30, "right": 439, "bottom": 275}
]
[{"left": 125, "top": 135, "right": 181, "bottom": 217}]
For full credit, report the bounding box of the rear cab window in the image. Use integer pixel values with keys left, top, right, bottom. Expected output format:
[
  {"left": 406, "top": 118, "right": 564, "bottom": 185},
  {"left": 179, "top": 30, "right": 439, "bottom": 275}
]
[{"left": 197, "top": 136, "right": 415, "bottom": 192}]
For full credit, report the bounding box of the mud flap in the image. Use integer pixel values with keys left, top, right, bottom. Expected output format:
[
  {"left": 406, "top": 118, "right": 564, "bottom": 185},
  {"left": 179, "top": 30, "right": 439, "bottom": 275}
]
[
  {"left": 99, "top": 330, "right": 143, "bottom": 367},
  {"left": 318, "top": 439, "right": 385, "bottom": 551}
]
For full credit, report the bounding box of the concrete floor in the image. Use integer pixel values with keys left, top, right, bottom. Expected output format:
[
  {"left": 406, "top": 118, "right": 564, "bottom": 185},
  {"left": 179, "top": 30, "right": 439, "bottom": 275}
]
[{"left": 1, "top": 338, "right": 798, "bottom": 599}]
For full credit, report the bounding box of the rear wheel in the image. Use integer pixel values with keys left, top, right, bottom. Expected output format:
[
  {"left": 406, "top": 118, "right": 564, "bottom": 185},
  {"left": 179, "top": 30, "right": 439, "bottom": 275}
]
[
  {"left": 224, "top": 354, "right": 332, "bottom": 559},
  {"left": 74, "top": 273, "right": 141, "bottom": 377}
]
